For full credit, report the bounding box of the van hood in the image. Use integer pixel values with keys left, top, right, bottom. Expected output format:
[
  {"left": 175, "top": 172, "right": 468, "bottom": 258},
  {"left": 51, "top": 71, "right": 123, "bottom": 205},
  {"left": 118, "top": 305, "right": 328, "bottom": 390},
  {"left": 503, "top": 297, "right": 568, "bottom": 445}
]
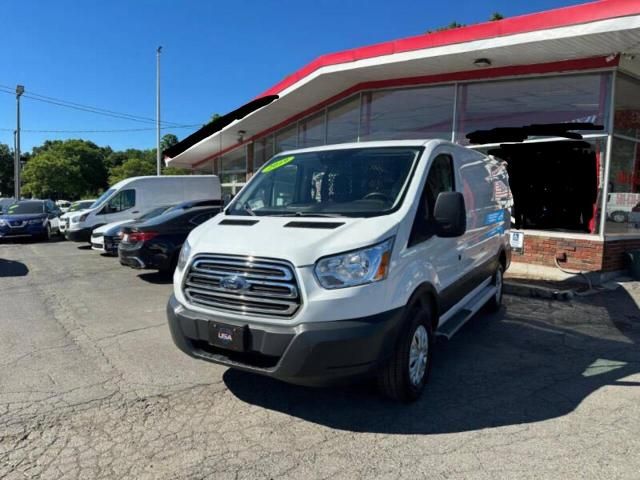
[{"left": 188, "top": 214, "right": 400, "bottom": 267}]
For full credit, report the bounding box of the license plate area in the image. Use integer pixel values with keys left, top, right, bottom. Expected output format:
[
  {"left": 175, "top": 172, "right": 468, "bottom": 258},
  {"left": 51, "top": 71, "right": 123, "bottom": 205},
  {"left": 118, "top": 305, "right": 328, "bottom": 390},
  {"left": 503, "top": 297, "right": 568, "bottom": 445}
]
[{"left": 208, "top": 322, "right": 247, "bottom": 352}]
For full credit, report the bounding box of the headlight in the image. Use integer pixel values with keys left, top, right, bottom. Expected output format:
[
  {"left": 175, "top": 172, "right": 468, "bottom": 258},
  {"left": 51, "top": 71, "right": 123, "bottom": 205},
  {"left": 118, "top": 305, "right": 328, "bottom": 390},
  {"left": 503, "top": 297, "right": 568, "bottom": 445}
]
[
  {"left": 27, "top": 218, "right": 46, "bottom": 225},
  {"left": 177, "top": 239, "right": 191, "bottom": 272},
  {"left": 314, "top": 238, "right": 394, "bottom": 289}
]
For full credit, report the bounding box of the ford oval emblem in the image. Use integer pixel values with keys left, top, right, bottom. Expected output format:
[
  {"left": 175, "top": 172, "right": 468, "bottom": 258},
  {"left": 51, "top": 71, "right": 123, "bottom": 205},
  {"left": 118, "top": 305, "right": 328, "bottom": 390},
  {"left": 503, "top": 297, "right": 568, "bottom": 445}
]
[{"left": 220, "top": 275, "right": 250, "bottom": 292}]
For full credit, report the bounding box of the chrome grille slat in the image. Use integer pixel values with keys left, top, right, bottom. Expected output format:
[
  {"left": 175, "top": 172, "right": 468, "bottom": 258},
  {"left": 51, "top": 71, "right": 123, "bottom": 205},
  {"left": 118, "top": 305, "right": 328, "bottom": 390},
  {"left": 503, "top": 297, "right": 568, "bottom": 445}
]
[{"left": 184, "top": 254, "right": 301, "bottom": 318}]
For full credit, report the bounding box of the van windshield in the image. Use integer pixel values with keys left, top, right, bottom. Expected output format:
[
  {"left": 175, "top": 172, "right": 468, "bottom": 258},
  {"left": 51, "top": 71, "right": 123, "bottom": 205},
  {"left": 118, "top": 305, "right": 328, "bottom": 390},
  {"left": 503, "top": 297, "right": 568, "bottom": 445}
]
[
  {"left": 227, "top": 147, "right": 421, "bottom": 217},
  {"left": 92, "top": 189, "right": 115, "bottom": 209}
]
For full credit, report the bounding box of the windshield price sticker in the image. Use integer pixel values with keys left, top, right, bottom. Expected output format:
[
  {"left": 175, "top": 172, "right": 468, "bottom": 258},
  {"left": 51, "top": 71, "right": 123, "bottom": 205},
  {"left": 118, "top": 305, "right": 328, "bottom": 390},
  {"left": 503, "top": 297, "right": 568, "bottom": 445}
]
[{"left": 263, "top": 156, "right": 295, "bottom": 173}]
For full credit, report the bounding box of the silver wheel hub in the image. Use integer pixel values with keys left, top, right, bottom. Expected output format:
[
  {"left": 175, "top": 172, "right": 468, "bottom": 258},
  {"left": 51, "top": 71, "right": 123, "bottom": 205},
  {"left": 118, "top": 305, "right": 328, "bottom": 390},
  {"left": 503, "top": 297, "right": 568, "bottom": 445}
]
[{"left": 409, "top": 325, "right": 429, "bottom": 386}]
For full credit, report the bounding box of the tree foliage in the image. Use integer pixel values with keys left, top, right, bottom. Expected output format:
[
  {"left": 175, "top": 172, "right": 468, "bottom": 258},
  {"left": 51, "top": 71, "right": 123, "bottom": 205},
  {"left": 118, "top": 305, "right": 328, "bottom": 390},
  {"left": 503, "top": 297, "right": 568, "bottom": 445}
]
[
  {"left": 108, "top": 157, "right": 156, "bottom": 184},
  {"left": 427, "top": 12, "right": 504, "bottom": 33},
  {"left": 160, "top": 133, "right": 179, "bottom": 153},
  {"left": 0, "top": 144, "right": 14, "bottom": 197},
  {"left": 22, "top": 139, "right": 108, "bottom": 200}
]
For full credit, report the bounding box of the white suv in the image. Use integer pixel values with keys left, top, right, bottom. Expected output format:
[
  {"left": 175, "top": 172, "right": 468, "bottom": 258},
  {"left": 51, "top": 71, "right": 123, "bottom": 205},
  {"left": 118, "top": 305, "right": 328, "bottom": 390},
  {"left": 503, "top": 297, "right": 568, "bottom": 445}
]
[{"left": 167, "top": 140, "right": 512, "bottom": 401}]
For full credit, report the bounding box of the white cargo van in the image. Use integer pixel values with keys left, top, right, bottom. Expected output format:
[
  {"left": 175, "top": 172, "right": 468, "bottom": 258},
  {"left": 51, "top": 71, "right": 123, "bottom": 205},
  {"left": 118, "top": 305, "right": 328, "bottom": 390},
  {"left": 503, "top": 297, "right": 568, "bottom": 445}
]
[
  {"left": 66, "top": 176, "right": 221, "bottom": 242},
  {"left": 167, "top": 141, "right": 512, "bottom": 401}
]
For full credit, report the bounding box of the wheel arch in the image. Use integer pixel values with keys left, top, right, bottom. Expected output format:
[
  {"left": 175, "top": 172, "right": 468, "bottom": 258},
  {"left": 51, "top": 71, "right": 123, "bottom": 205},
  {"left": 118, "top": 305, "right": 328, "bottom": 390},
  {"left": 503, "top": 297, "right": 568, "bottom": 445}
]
[{"left": 407, "top": 282, "right": 440, "bottom": 332}]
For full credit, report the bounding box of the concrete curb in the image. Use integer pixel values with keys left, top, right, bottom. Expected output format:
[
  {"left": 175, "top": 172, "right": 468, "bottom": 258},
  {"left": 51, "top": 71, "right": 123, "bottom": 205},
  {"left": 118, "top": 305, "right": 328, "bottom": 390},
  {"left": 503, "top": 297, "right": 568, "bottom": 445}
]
[{"left": 504, "top": 281, "right": 574, "bottom": 301}]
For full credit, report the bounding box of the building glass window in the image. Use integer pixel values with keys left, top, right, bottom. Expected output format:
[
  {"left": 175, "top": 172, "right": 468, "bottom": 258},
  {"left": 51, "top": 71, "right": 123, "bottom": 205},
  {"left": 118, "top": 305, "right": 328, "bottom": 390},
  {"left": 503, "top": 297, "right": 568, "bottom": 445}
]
[
  {"left": 298, "top": 110, "right": 326, "bottom": 147},
  {"left": 275, "top": 124, "right": 298, "bottom": 153},
  {"left": 615, "top": 74, "right": 640, "bottom": 140},
  {"left": 219, "top": 146, "right": 247, "bottom": 197},
  {"left": 456, "top": 73, "right": 611, "bottom": 144},
  {"left": 606, "top": 136, "right": 640, "bottom": 235},
  {"left": 326, "top": 95, "right": 360, "bottom": 144},
  {"left": 254, "top": 135, "right": 274, "bottom": 169},
  {"left": 474, "top": 138, "right": 605, "bottom": 235},
  {"left": 360, "top": 85, "right": 454, "bottom": 141}
]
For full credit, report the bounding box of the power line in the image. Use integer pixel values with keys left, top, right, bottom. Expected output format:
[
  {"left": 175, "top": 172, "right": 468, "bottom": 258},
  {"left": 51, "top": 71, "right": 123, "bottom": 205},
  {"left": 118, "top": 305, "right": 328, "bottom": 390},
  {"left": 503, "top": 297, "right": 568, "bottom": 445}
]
[
  {"left": 0, "top": 126, "right": 197, "bottom": 133},
  {"left": 0, "top": 85, "right": 199, "bottom": 128}
]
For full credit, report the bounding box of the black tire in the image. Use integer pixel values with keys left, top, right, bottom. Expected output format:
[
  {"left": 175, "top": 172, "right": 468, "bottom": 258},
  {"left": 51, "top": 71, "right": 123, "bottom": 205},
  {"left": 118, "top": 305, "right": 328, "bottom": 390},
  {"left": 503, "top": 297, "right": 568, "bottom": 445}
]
[
  {"left": 485, "top": 264, "right": 504, "bottom": 312},
  {"left": 160, "top": 254, "right": 179, "bottom": 276},
  {"left": 610, "top": 211, "right": 628, "bottom": 223},
  {"left": 377, "top": 301, "right": 434, "bottom": 402},
  {"left": 40, "top": 223, "right": 52, "bottom": 242}
]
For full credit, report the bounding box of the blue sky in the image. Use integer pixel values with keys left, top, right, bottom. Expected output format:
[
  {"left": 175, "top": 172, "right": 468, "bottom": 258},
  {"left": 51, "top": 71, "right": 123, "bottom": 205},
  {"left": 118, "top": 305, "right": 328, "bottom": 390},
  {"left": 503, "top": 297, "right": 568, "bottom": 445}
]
[{"left": 0, "top": 0, "right": 586, "bottom": 152}]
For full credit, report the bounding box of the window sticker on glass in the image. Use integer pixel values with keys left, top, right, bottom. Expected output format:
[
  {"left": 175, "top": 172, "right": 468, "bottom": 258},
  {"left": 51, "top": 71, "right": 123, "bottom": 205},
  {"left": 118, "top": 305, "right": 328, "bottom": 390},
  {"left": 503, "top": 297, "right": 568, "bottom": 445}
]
[{"left": 263, "top": 156, "right": 295, "bottom": 173}]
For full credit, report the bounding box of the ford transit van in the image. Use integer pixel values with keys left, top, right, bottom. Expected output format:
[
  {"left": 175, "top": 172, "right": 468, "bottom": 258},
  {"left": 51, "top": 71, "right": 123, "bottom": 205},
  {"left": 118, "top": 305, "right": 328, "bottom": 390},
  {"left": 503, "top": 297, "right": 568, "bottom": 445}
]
[
  {"left": 66, "top": 175, "right": 221, "bottom": 242},
  {"left": 167, "top": 140, "right": 512, "bottom": 401}
]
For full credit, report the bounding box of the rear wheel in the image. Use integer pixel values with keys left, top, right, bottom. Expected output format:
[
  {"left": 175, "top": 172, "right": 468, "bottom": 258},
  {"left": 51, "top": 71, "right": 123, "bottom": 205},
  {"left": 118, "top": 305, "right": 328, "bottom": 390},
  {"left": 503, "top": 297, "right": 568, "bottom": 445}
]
[
  {"left": 377, "top": 302, "right": 433, "bottom": 402},
  {"left": 485, "top": 264, "right": 504, "bottom": 312}
]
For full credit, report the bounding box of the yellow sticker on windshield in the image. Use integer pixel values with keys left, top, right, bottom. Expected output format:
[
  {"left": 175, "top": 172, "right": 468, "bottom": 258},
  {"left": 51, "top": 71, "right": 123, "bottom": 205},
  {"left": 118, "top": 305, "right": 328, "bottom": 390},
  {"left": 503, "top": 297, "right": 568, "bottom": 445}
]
[{"left": 262, "top": 156, "right": 295, "bottom": 173}]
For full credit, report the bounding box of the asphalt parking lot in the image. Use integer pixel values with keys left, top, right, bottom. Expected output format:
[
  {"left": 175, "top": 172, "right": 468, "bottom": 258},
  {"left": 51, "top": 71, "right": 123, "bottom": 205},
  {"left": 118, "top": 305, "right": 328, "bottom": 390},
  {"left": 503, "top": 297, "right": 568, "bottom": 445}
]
[{"left": 1, "top": 240, "right": 640, "bottom": 479}]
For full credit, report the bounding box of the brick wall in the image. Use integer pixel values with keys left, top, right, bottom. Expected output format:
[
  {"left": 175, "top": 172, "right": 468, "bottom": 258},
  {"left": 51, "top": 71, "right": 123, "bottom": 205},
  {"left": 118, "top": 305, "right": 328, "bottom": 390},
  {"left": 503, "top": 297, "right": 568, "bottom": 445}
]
[
  {"left": 512, "top": 234, "right": 640, "bottom": 272},
  {"left": 602, "top": 238, "right": 640, "bottom": 271},
  {"left": 512, "top": 235, "right": 604, "bottom": 271}
]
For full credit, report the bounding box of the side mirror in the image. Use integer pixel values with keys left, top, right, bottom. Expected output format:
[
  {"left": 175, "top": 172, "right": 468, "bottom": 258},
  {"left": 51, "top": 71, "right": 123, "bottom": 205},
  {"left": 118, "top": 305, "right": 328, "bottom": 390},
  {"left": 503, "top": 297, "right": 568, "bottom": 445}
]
[{"left": 433, "top": 191, "right": 466, "bottom": 238}]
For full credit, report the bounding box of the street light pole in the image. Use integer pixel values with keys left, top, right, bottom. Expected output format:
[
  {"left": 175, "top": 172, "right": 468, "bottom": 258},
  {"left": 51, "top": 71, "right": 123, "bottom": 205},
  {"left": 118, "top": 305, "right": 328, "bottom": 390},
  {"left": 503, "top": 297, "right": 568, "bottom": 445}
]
[
  {"left": 156, "top": 46, "right": 162, "bottom": 176},
  {"left": 15, "top": 85, "right": 24, "bottom": 199}
]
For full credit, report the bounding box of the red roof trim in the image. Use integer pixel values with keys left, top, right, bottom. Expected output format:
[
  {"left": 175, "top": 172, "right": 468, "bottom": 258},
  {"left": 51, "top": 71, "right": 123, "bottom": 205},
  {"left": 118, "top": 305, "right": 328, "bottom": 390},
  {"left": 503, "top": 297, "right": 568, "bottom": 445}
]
[
  {"left": 193, "top": 55, "right": 615, "bottom": 168},
  {"left": 259, "top": 0, "right": 639, "bottom": 97}
]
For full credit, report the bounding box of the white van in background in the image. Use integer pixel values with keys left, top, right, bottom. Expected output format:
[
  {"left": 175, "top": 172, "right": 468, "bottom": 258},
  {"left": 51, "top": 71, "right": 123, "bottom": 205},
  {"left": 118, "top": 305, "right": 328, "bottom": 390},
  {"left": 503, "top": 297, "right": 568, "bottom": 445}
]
[
  {"left": 167, "top": 140, "right": 512, "bottom": 402},
  {"left": 66, "top": 176, "right": 221, "bottom": 242}
]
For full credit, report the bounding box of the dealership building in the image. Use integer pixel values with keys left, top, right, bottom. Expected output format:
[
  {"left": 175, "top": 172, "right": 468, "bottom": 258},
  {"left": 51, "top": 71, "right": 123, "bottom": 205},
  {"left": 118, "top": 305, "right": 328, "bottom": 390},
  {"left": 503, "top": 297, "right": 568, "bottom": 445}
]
[{"left": 166, "top": 0, "right": 640, "bottom": 276}]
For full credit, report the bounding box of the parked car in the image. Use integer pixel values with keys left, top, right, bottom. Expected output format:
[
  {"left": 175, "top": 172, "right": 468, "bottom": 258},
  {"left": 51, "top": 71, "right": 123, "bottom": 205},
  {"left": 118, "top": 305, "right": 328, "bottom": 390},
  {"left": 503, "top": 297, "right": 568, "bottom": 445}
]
[
  {"left": 0, "top": 198, "right": 15, "bottom": 214},
  {"left": 0, "top": 200, "right": 62, "bottom": 241},
  {"left": 118, "top": 204, "right": 220, "bottom": 274},
  {"left": 93, "top": 200, "right": 222, "bottom": 255},
  {"left": 91, "top": 204, "right": 176, "bottom": 255},
  {"left": 166, "top": 140, "right": 513, "bottom": 402},
  {"left": 56, "top": 200, "right": 72, "bottom": 213},
  {"left": 59, "top": 200, "right": 96, "bottom": 235},
  {"left": 66, "top": 175, "right": 221, "bottom": 242}
]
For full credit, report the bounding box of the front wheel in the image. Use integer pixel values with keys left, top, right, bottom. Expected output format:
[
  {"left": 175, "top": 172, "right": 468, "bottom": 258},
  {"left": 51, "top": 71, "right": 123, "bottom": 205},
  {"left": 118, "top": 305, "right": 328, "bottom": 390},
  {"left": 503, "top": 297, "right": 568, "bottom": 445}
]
[
  {"left": 40, "top": 223, "right": 52, "bottom": 242},
  {"left": 377, "top": 302, "right": 433, "bottom": 402}
]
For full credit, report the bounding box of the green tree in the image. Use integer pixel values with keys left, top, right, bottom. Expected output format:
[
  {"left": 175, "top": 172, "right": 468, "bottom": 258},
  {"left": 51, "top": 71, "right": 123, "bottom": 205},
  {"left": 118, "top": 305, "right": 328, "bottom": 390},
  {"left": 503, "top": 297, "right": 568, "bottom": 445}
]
[
  {"left": 160, "top": 133, "right": 179, "bottom": 153},
  {"left": 490, "top": 12, "right": 504, "bottom": 21},
  {"left": 22, "top": 139, "right": 108, "bottom": 200},
  {"left": 162, "top": 166, "right": 191, "bottom": 176},
  {"left": 0, "top": 144, "right": 14, "bottom": 197},
  {"left": 108, "top": 157, "right": 156, "bottom": 184}
]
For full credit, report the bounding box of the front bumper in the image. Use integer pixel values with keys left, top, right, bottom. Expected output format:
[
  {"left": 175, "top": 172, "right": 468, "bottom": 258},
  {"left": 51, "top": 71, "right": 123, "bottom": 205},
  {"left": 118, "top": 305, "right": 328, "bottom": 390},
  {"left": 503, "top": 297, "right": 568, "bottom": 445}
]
[
  {"left": 66, "top": 227, "right": 92, "bottom": 242},
  {"left": 166, "top": 294, "right": 405, "bottom": 387},
  {"left": 119, "top": 243, "right": 171, "bottom": 270},
  {"left": 0, "top": 223, "right": 47, "bottom": 238}
]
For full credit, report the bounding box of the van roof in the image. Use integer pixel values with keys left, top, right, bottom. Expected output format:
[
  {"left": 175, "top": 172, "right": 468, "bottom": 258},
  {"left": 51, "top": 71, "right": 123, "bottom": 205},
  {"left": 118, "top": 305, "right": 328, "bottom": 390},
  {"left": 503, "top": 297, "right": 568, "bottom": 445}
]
[
  {"left": 109, "top": 174, "right": 219, "bottom": 190},
  {"left": 275, "top": 139, "right": 452, "bottom": 156}
]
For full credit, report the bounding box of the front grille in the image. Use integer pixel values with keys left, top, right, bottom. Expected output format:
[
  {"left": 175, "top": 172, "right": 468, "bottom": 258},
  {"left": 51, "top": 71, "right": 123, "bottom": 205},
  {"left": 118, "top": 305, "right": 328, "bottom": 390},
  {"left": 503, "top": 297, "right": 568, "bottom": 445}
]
[{"left": 183, "top": 254, "right": 301, "bottom": 318}]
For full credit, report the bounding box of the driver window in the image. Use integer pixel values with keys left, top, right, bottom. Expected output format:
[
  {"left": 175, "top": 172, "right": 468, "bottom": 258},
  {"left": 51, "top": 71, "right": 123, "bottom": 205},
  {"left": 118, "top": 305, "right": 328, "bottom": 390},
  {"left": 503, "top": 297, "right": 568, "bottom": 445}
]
[
  {"left": 105, "top": 189, "right": 136, "bottom": 214},
  {"left": 409, "top": 154, "right": 455, "bottom": 247}
]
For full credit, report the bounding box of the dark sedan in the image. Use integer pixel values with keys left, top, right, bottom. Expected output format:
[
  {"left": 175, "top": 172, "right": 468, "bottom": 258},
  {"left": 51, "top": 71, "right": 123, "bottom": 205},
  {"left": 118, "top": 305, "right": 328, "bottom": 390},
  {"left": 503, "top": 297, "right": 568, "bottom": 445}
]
[
  {"left": 118, "top": 205, "right": 219, "bottom": 274},
  {"left": 0, "top": 200, "right": 62, "bottom": 241}
]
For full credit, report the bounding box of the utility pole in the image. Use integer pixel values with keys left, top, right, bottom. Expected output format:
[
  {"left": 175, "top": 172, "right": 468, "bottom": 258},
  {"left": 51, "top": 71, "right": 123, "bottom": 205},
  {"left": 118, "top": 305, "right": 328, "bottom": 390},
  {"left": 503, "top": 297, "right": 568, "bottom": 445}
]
[
  {"left": 156, "top": 46, "right": 162, "bottom": 176},
  {"left": 14, "top": 85, "right": 24, "bottom": 199}
]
